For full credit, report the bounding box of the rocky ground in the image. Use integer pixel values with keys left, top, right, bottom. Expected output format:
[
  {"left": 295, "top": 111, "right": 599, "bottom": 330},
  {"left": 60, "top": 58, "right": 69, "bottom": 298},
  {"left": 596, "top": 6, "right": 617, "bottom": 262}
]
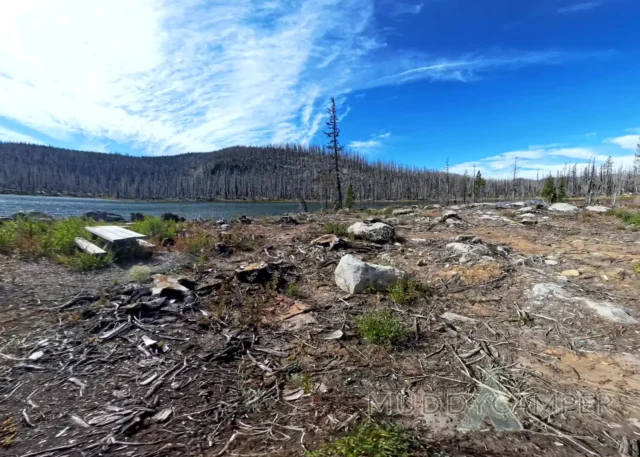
[{"left": 2, "top": 202, "right": 640, "bottom": 456}]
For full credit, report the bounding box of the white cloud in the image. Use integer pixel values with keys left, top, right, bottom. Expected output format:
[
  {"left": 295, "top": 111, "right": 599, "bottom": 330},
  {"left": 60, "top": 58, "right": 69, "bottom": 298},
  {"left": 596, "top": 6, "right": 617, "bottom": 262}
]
[
  {"left": 349, "top": 131, "right": 391, "bottom": 154},
  {"left": 0, "top": 126, "right": 42, "bottom": 144},
  {"left": 606, "top": 135, "right": 639, "bottom": 150},
  {"left": 557, "top": 2, "right": 602, "bottom": 14},
  {"left": 450, "top": 144, "right": 617, "bottom": 179},
  {"left": 0, "top": 0, "right": 606, "bottom": 155}
]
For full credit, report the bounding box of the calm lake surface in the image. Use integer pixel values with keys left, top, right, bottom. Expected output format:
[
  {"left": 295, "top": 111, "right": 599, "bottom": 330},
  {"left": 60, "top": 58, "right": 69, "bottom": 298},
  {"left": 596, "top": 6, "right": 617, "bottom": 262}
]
[{"left": 0, "top": 195, "right": 419, "bottom": 220}]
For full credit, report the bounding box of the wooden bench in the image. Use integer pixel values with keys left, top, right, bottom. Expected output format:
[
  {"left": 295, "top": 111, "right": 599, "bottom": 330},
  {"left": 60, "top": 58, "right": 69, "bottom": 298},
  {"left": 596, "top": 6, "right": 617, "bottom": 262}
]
[{"left": 74, "top": 237, "right": 107, "bottom": 255}]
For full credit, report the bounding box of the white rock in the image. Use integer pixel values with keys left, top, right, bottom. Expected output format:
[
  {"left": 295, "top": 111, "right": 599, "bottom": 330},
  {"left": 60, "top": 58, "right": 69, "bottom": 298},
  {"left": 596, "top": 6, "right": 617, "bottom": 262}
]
[
  {"left": 586, "top": 205, "right": 610, "bottom": 213},
  {"left": 392, "top": 208, "right": 415, "bottom": 216},
  {"left": 347, "top": 222, "right": 395, "bottom": 243},
  {"left": 529, "top": 283, "right": 637, "bottom": 324},
  {"left": 517, "top": 206, "right": 534, "bottom": 212},
  {"left": 545, "top": 259, "right": 559, "bottom": 266},
  {"left": 548, "top": 203, "right": 579, "bottom": 213},
  {"left": 446, "top": 242, "right": 491, "bottom": 263},
  {"left": 334, "top": 254, "right": 408, "bottom": 294}
]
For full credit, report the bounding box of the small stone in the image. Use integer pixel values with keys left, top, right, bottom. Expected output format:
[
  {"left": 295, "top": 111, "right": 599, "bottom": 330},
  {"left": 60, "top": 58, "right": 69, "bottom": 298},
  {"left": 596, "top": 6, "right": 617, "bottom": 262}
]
[
  {"left": 416, "top": 259, "right": 427, "bottom": 267},
  {"left": 545, "top": 260, "right": 559, "bottom": 266},
  {"left": 561, "top": 269, "right": 580, "bottom": 278}
]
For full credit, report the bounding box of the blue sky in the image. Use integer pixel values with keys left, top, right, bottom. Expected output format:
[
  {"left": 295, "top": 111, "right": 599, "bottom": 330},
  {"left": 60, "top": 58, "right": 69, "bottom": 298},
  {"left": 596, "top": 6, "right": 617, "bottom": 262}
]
[{"left": 0, "top": 0, "right": 639, "bottom": 178}]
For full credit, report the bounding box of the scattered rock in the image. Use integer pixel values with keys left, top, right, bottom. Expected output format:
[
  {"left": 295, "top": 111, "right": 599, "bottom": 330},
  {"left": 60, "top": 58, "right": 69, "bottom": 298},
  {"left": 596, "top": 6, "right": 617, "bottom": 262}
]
[
  {"left": 237, "top": 215, "right": 253, "bottom": 224},
  {"left": 220, "top": 224, "right": 231, "bottom": 231},
  {"left": 214, "top": 243, "right": 233, "bottom": 256},
  {"left": 416, "top": 259, "right": 427, "bottom": 267},
  {"left": 161, "top": 213, "right": 186, "bottom": 223},
  {"left": 561, "top": 269, "right": 580, "bottom": 278},
  {"left": 392, "top": 208, "right": 415, "bottom": 216},
  {"left": 130, "top": 212, "right": 145, "bottom": 222},
  {"left": 11, "top": 210, "right": 54, "bottom": 222},
  {"left": 279, "top": 215, "right": 298, "bottom": 225},
  {"left": 548, "top": 203, "right": 579, "bottom": 213},
  {"left": 334, "top": 254, "right": 408, "bottom": 294},
  {"left": 216, "top": 219, "right": 228, "bottom": 225},
  {"left": 585, "top": 205, "right": 609, "bottom": 213},
  {"left": 446, "top": 242, "right": 491, "bottom": 263},
  {"left": 545, "top": 259, "right": 559, "bottom": 266},
  {"left": 347, "top": 222, "right": 395, "bottom": 243},
  {"left": 382, "top": 217, "right": 399, "bottom": 226},
  {"left": 84, "top": 211, "right": 125, "bottom": 222}
]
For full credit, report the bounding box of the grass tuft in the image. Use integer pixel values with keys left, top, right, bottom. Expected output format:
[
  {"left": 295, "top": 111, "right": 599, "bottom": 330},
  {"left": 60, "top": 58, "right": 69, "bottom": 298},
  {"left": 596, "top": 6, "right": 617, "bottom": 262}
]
[
  {"left": 355, "top": 309, "right": 406, "bottom": 346},
  {"left": 129, "top": 265, "right": 152, "bottom": 283},
  {"left": 325, "top": 222, "right": 348, "bottom": 237},
  {"left": 388, "top": 280, "right": 432, "bottom": 306},
  {"left": 63, "top": 252, "right": 115, "bottom": 271},
  {"left": 609, "top": 208, "right": 640, "bottom": 226},
  {"left": 307, "top": 420, "right": 412, "bottom": 457}
]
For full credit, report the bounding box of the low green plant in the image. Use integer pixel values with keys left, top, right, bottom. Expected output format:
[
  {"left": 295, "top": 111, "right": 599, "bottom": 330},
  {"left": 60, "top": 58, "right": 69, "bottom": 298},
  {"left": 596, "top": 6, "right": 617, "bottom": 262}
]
[
  {"left": 634, "top": 261, "right": 640, "bottom": 274},
  {"left": 382, "top": 206, "right": 393, "bottom": 216},
  {"left": 129, "top": 265, "right": 152, "bottom": 282},
  {"left": 307, "top": 420, "right": 412, "bottom": 457},
  {"left": 64, "top": 252, "right": 114, "bottom": 271},
  {"left": 286, "top": 282, "right": 300, "bottom": 297},
  {"left": 388, "top": 280, "right": 432, "bottom": 306},
  {"left": 325, "top": 222, "right": 348, "bottom": 237},
  {"left": 132, "top": 216, "right": 179, "bottom": 240},
  {"left": 184, "top": 232, "right": 215, "bottom": 255},
  {"left": 292, "top": 373, "right": 313, "bottom": 394},
  {"left": 355, "top": 309, "right": 406, "bottom": 346}
]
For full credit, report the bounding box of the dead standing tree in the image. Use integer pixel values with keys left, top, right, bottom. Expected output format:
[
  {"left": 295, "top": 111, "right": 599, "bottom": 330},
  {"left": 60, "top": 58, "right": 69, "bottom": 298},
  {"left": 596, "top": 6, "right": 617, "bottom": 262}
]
[{"left": 325, "top": 97, "right": 343, "bottom": 209}]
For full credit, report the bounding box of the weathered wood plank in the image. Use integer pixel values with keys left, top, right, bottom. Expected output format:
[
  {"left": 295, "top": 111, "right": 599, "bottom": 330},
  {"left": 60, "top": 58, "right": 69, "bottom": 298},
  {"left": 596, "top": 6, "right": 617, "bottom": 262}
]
[
  {"left": 137, "top": 239, "right": 156, "bottom": 248},
  {"left": 74, "top": 237, "right": 107, "bottom": 255},
  {"left": 85, "top": 226, "right": 147, "bottom": 243}
]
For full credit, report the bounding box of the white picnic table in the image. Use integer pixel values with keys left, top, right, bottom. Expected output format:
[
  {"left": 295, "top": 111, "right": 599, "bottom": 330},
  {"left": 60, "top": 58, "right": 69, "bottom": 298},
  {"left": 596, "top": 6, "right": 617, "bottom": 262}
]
[{"left": 85, "top": 226, "right": 147, "bottom": 244}]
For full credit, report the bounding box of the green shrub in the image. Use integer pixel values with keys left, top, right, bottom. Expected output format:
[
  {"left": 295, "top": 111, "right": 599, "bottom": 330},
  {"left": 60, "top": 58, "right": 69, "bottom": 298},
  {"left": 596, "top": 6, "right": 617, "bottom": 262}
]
[
  {"left": 44, "top": 218, "right": 89, "bottom": 255},
  {"left": 307, "top": 420, "right": 412, "bottom": 457},
  {"left": 132, "top": 216, "right": 179, "bottom": 240},
  {"left": 64, "top": 252, "right": 114, "bottom": 271},
  {"left": 0, "top": 222, "right": 17, "bottom": 254},
  {"left": 355, "top": 309, "right": 406, "bottom": 346},
  {"left": 382, "top": 206, "right": 393, "bottom": 216},
  {"left": 325, "top": 222, "right": 348, "bottom": 237},
  {"left": 129, "top": 265, "right": 152, "bottom": 282},
  {"left": 388, "top": 280, "right": 432, "bottom": 305},
  {"left": 184, "top": 232, "right": 215, "bottom": 255},
  {"left": 609, "top": 208, "right": 640, "bottom": 226}
]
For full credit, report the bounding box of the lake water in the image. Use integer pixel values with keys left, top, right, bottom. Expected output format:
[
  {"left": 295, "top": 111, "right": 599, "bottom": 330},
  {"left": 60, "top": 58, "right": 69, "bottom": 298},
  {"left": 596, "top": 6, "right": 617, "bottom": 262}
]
[{"left": 0, "top": 194, "right": 418, "bottom": 220}]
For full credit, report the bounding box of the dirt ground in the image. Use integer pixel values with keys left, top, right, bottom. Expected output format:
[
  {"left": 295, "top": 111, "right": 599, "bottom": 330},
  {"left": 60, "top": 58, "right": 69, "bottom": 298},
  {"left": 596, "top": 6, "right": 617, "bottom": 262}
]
[{"left": 2, "top": 205, "right": 640, "bottom": 456}]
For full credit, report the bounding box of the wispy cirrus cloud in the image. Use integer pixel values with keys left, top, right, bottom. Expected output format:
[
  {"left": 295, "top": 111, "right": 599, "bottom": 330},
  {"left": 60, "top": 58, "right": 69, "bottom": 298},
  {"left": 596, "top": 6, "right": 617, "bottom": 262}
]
[
  {"left": 557, "top": 2, "right": 603, "bottom": 14},
  {"left": 349, "top": 132, "right": 392, "bottom": 154},
  {"left": 0, "top": 0, "right": 610, "bottom": 155}
]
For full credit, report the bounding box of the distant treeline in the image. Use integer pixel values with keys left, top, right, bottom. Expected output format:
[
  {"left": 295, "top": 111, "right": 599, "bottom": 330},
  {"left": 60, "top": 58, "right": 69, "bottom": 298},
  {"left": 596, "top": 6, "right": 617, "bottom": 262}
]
[{"left": 0, "top": 142, "right": 636, "bottom": 203}]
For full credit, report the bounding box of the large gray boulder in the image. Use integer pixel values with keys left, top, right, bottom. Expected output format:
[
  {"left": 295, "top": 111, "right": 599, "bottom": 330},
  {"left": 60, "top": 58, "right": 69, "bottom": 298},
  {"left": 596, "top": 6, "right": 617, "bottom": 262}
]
[
  {"left": 347, "top": 222, "right": 395, "bottom": 243},
  {"left": 334, "top": 254, "right": 408, "bottom": 294},
  {"left": 548, "top": 203, "right": 579, "bottom": 213},
  {"left": 85, "top": 211, "right": 125, "bottom": 222}
]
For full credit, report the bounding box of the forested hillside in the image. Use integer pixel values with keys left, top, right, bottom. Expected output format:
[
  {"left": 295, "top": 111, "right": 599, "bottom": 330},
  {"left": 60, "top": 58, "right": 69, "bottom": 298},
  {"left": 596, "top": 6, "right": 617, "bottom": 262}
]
[{"left": 0, "top": 142, "right": 633, "bottom": 202}]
